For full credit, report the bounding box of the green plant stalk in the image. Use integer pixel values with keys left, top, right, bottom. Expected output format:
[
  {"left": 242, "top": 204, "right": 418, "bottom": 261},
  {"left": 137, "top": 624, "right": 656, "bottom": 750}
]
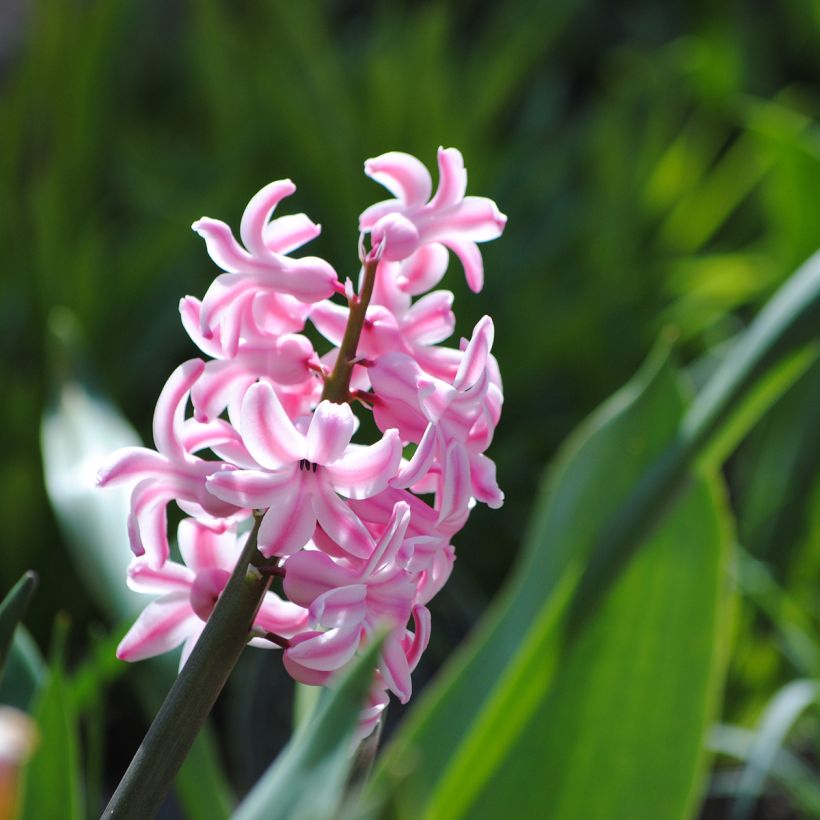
[{"left": 104, "top": 257, "right": 381, "bottom": 819}]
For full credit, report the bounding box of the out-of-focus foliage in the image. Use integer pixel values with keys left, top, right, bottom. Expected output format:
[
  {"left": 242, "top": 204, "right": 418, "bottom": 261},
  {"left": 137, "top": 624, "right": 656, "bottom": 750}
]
[{"left": 1, "top": 0, "right": 819, "bottom": 817}]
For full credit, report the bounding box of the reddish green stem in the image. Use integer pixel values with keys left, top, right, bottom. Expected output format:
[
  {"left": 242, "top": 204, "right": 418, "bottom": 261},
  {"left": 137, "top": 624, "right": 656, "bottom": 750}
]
[{"left": 321, "top": 256, "right": 379, "bottom": 404}]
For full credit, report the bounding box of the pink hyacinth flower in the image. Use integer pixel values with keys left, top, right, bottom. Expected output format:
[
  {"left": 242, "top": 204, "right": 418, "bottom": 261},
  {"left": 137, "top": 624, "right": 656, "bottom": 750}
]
[
  {"left": 180, "top": 296, "right": 320, "bottom": 422},
  {"left": 282, "top": 502, "right": 429, "bottom": 704},
  {"left": 193, "top": 180, "right": 338, "bottom": 349},
  {"left": 118, "top": 519, "right": 308, "bottom": 669},
  {"left": 359, "top": 147, "right": 507, "bottom": 292},
  {"left": 371, "top": 316, "right": 504, "bottom": 528},
  {"left": 206, "top": 384, "right": 402, "bottom": 558},
  {"left": 97, "top": 359, "right": 245, "bottom": 567}
]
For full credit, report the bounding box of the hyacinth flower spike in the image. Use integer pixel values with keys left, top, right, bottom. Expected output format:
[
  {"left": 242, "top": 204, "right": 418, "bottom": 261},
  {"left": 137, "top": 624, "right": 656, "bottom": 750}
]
[{"left": 207, "top": 383, "right": 402, "bottom": 558}]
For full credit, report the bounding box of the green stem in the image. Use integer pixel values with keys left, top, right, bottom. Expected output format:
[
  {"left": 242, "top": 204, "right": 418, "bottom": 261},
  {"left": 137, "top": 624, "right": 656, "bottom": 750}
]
[
  {"left": 321, "top": 255, "right": 379, "bottom": 403},
  {"left": 103, "top": 516, "right": 269, "bottom": 819}
]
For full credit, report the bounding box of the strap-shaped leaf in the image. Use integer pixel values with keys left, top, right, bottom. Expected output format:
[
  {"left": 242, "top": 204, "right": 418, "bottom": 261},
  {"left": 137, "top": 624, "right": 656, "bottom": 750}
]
[
  {"left": 234, "top": 635, "right": 385, "bottom": 820},
  {"left": 0, "top": 572, "right": 38, "bottom": 678}
]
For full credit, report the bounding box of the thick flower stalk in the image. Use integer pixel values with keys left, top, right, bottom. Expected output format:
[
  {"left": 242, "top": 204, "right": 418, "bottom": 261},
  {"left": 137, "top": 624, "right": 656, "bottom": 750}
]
[{"left": 99, "top": 146, "right": 506, "bottom": 741}]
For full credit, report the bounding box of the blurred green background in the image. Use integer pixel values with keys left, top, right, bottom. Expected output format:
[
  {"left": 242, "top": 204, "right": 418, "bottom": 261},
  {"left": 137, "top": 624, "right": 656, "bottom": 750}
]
[{"left": 1, "top": 0, "right": 818, "bottom": 816}]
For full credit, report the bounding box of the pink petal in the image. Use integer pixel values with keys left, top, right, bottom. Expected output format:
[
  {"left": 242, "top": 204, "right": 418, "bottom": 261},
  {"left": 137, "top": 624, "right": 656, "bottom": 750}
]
[
  {"left": 126, "top": 558, "right": 193, "bottom": 594},
  {"left": 305, "top": 401, "right": 356, "bottom": 466},
  {"left": 199, "top": 273, "right": 257, "bottom": 350},
  {"left": 308, "top": 300, "right": 349, "bottom": 347},
  {"left": 440, "top": 236, "right": 484, "bottom": 293},
  {"left": 362, "top": 501, "right": 411, "bottom": 576},
  {"left": 263, "top": 213, "right": 322, "bottom": 255},
  {"left": 284, "top": 622, "right": 362, "bottom": 671},
  {"left": 96, "top": 447, "right": 168, "bottom": 487},
  {"left": 254, "top": 593, "right": 309, "bottom": 637},
  {"left": 179, "top": 296, "right": 223, "bottom": 359},
  {"left": 283, "top": 549, "right": 359, "bottom": 607},
  {"left": 257, "top": 481, "right": 316, "bottom": 557},
  {"left": 364, "top": 151, "right": 432, "bottom": 207},
  {"left": 394, "top": 423, "right": 438, "bottom": 489},
  {"left": 282, "top": 634, "right": 334, "bottom": 685},
  {"left": 372, "top": 213, "right": 420, "bottom": 261},
  {"left": 312, "top": 482, "right": 374, "bottom": 558},
  {"left": 130, "top": 479, "right": 173, "bottom": 567},
  {"left": 428, "top": 147, "right": 467, "bottom": 210},
  {"left": 207, "top": 467, "right": 296, "bottom": 509},
  {"left": 239, "top": 179, "right": 297, "bottom": 256},
  {"left": 453, "top": 315, "right": 494, "bottom": 391},
  {"left": 309, "top": 585, "right": 367, "bottom": 629},
  {"left": 325, "top": 429, "right": 402, "bottom": 499},
  {"left": 117, "top": 593, "right": 198, "bottom": 662},
  {"left": 192, "top": 362, "right": 254, "bottom": 423},
  {"left": 401, "top": 290, "right": 455, "bottom": 346},
  {"left": 240, "top": 381, "right": 304, "bottom": 469},
  {"left": 443, "top": 196, "right": 507, "bottom": 241},
  {"left": 192, "top": 217, "right": 254, "bottom": 273},
  {"left": 359, "top": 199, "right": 406, "bottom": 232},
  {"left": 152, "top": 359, "right": 205, "bottom": 459},
  {"left": 437, "top": 441, "right": 472, "bottom": 529},
  {"left": 398, "top": 243, "right": 450, "bottom": 295},
  {"left": 379, "top": 631, "right": 412, "bottom": 704},
  {"left": 177, "top": 518, "right": 240, "bottom": 573},
  {"left": 404, "top": 605, "right": 431, "bottom": 671},
  {"left": 470, "top": 452, "right": 504, "bottom": 508}
]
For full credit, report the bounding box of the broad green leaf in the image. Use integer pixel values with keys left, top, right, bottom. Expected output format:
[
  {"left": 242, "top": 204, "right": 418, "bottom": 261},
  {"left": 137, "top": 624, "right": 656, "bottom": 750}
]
[
  {"left": 0, "top": 627, "right": 46, "bottom": 711},
  {"left": 19, "top": 619, "right": 84, "bottom": 820},
  {"left": 234, "top": 637, "right": 385, "bottom": 820},
  {"left": 431, "top": 471, "right": 731, "bottom": 820},
  {"left": 0, "top": 572, "right": 38, "bottom": 676}
]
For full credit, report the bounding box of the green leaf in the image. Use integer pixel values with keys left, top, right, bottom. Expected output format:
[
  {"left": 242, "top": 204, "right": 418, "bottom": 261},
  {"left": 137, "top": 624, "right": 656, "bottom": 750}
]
[
  {"left": 728, "top": 678, "right": 820, "bottom": 820},
  {"left": 709, "top": 724, "right": 820, "bottom": 817},
  {"left": 0, "top": 572, "right": 38, "bottom": 677},
  {"left": 234, "top": 636, "right": 385, "bottom": 820},
  {"left": 0, "top": 627, "right": 46, "bottom": 711},
  {"left": 19, "top": 618, "right": 84, "bottom": 820}
]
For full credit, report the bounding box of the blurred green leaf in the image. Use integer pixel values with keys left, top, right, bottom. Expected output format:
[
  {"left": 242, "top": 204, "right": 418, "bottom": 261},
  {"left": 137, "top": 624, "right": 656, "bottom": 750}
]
[
  {"left": 0, "top": 627, "right": 46, "bottom": 711},
  {"left": 709, "top": 724, "right": 820, "bottom": 817},
  {"left": 728, "top": 678, "right": 820, "bottom": 820},
  {"left": 733, "top": 549, "right": 820, "bottom": 678},
  {"left": 233, "top": 636, "right": 385, "bottom": 820},
  {"left": 19, "top": 618, "right": 84, "bottom": 820},
  {"left": 0, "top": 572, "right": 38, "bottom": 677}
]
